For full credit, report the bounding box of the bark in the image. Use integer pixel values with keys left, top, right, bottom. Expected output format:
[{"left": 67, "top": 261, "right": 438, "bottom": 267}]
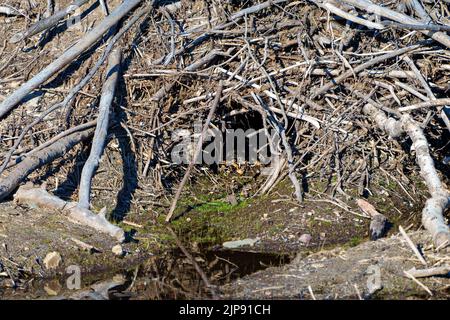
[
  {"left": 78, "top": 49, "right": 121, "bottom": 209},
  {"left": 14, "top": 185, "right": 125, "bottom": 242},
  {"left": 0, "top": 0, "right": 143, "bottom": 119},
  {"left": 363, "top": 104, "right": 450, "bottom": 248}
]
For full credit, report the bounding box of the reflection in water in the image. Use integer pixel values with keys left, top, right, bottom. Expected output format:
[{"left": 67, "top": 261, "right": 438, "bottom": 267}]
[{"left": 0, "top": 249, "right": 291, "bottom": 300}]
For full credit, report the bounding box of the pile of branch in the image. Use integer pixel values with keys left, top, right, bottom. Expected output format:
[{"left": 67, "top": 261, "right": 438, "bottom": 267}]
[{"left": 0, "top": 0, "right": 449, "bottom": 248}]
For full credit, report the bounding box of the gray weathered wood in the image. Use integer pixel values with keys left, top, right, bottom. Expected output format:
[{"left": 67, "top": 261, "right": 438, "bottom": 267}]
[
  {"left": 78, "top": 49, "right": 121, "bottom": 209},
  {"left": 0, "top": 129, "right": 93, "bottom": 201},
  {"left": 10, "top": 0, "right": 91, "bottom": 43},
  {"left": 0, "top": 0, "right": 142, "bottom": 119}
]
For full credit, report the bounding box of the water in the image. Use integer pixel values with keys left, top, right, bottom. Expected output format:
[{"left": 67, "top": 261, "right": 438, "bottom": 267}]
[{"left": 0, "top": 249, "right": 291, "bottom": 300}]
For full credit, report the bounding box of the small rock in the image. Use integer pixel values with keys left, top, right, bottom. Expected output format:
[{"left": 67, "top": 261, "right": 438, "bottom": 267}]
[
  {"left": 299, "top": 233, "right": 312, "bottom": 245},
  {"left": 44, "top": 280, "right": 62, "bottom": 296},
  {"left": 370, "top": 214, "right": 389, "bottom": 240},
  {"left": 223, "top": 238, "right": 259, "bottom": 249},
  {"left": 43, "top": 252, "right": 62, "bottom": 270},
  {"left": 225, "top": 194, "right": 238, "bottom": 206},
  {"left": 112, "top": 244, "right": 124, "bottom": 256}
]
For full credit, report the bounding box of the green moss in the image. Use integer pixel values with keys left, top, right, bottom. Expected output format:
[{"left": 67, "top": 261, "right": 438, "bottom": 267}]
[
  {"left": 348, "top": 236, "right": 363, "bottom": 247},
  {"left": 196, "top": 199, "right": 248, "bottom": 213}
]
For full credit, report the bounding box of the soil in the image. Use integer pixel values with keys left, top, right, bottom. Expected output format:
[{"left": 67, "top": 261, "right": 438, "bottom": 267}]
[
  {"left": 0, "top": 165, "right": 447, "bottom": 299},
  {"left": 222, "top": 230, "right": 450, "bottom": 300}
]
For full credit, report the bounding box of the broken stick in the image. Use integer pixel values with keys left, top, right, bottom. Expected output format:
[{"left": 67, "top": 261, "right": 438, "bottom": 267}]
[
  {"left": 78, "top": 49, "right": 121, "bottom": 209},
  {"left": 0, "top": 0, "right": 143, "bottom": 119},
  {"left": 165, "top": 82, "right": 224, "bottom": 222}
]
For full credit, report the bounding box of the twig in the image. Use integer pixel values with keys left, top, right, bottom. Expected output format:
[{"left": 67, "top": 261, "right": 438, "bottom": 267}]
[
  {"left": 341, "top": 0, "right": 450, "bottom": 48},
  {"left": 398, "top": 98, "right": 450, "bottom": 112},
  {"left": 99, "top": 0, "right": 109, "bottom": 16},
  {"left": 78, "top": 49, "right": 121, "bottom": 209},
  {"left": 166, "top": 226, "right": 219, "bottom": 299},
  {"left": 399, "top": 225, "right": 427, "bottom": 266},
  {"left": 165, "top": 82, "right": 224, "bottom": 222}
]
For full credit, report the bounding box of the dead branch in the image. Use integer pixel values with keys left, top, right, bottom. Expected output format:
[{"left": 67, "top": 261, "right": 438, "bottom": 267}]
[
  {"left": 78, "top": 48, "right": 121, "bottom": 209},
  {"left": 405, "top": 266, "right": 450, "bottom": 278},
  {"left": 0, "top": 129, "right": 93, "bottom": 201},
  {"left": 14, "top": 185, "right": 125, "bottom": 242},
  {"left": 166, "top": 82, "right": 224, "bottom": 222},
  {"left": 9, "top": 0, "right": 91, "bottom": 44},
  {"left": 0, "top": 0, "right": 144, "bottom": 119}
]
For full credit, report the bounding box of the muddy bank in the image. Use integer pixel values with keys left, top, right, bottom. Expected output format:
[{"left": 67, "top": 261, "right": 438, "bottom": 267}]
[
  {"left": 0, "top": 172, "right": 443, "bottom": 299},
  {"left": 0, "top": 201, "right": 148, "bottom": 286},
  {"left": 222, "top": 230, "right": 450, "bottom": 300}
]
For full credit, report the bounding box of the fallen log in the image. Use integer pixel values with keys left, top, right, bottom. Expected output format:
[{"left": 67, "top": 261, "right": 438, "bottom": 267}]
[
  {"left": 78, "top": 48, "right": 121, "bottom": 209},
  {"left": 363, "top": 103, "right": 450, "bottom": 249},
  {"left": 0, "top": 0, "right": 143, "bottom": 119},
  {"left": 14, "top": 185, "right": 125, "bottom": 242}
]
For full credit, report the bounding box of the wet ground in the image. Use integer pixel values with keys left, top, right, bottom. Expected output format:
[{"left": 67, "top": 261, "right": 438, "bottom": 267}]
[
  {"left": 223, "top": 231, "right": 450, "bottom": 300},
  {"left": 1, "top": 169, "right": 447, "bottom": 300},
  {"left": 0, "top": 247, "right": 290, "bottom": 300}
]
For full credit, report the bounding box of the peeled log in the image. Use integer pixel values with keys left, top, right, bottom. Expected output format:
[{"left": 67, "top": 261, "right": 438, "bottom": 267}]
[
  {"left": 9, "top": 0, "right": 91, "bottom": 43},
  {"left": 0, "top": 129, "right": 92, "bottom": 201},
  {"left": 363, "top": 104, "right": 450, "bottom": 248},
  {"left": 14, "top": 185, "right": 125, "bottom": 242},
  {"left": 0, "top": 0, "right": 142, "bottom": 119},
  {"left": 78, "top": 48, "right": 121, "bottom": 209}
]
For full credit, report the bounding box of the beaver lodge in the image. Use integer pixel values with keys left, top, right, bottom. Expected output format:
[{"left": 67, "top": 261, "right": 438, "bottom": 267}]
[{"left": 0, "top": 0, "right": 449, "bottom": 300}]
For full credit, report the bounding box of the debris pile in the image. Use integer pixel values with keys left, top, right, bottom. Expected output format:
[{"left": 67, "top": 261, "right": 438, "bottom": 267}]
[{"left": 0, "top": 0, "right": 448, "bottom": 249}]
